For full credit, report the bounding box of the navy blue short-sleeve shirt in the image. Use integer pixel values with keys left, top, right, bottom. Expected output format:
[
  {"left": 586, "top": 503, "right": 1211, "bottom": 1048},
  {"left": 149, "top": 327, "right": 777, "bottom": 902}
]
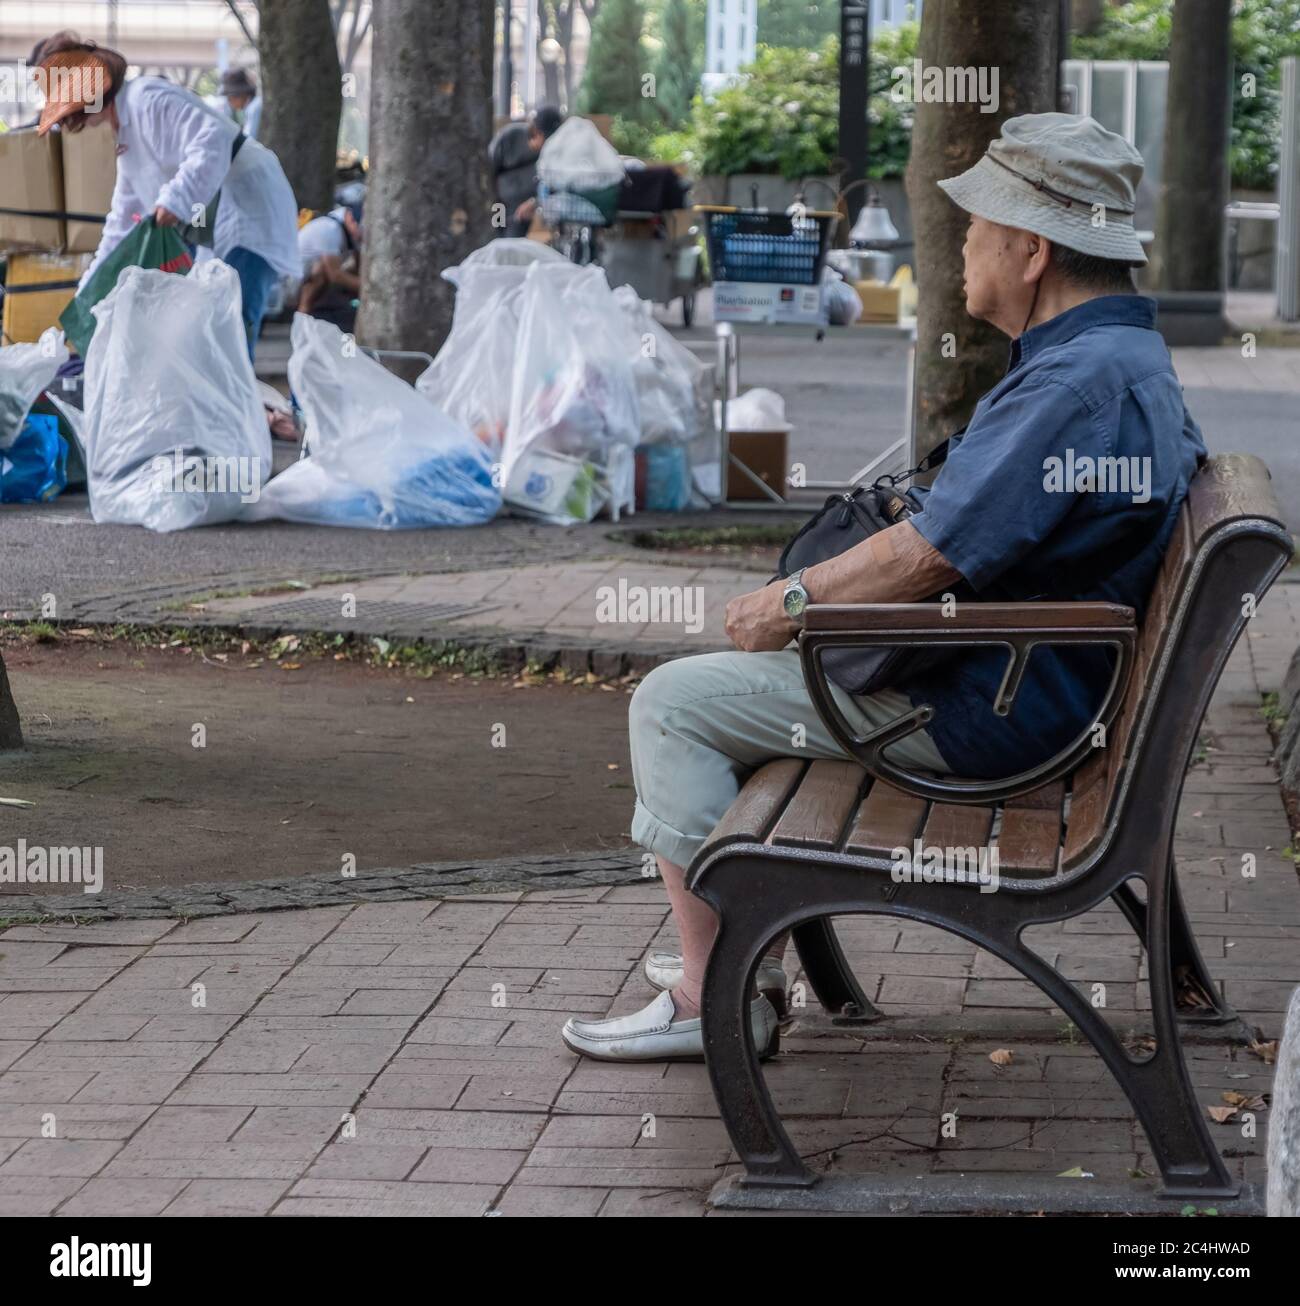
[{"left": 903, "top": 294, "right": 1206, "bottom": 778}]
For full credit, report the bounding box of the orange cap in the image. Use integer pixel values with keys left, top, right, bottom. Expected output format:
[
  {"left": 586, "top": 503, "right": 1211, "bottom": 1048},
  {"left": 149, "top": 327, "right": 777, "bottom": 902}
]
[{"left": 36, "top": 51, "right": 112, "bottom": 135}]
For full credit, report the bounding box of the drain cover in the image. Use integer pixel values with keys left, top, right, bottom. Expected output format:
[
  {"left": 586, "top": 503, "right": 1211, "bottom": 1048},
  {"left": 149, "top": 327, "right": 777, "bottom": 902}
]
[{"left": 242, "top": 596, "right": 499, "bottom": 637}]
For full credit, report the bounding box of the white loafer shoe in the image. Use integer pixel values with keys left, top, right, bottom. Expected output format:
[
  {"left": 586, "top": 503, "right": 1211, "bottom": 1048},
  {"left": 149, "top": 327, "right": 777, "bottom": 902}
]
[
  {"left": 561, "top": 990, "right": 780, "bottom": 1063},
  {"left": 644, "top": 950, "right": 788, "bottom": 1016}
]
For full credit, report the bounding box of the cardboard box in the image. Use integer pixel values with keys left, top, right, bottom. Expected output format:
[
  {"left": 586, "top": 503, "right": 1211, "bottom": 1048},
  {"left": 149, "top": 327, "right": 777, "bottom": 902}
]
[
  {"left": 725, "top": 429, "right": 789, "bottom": 500},
  {"left": 0, "top": 128, "right": 65, "bottom": 251},
  {"left": 61, "top": 128, "right": 116, "bottom": 254},
  {"left": 1, "top": 252, "right": 89, "bottom": 345},
  {"left": 713, "top": 280, "right": 828, "bottom": 327},
  {"left": 853, "top": 279, "right": 902, "bottom": 324}
]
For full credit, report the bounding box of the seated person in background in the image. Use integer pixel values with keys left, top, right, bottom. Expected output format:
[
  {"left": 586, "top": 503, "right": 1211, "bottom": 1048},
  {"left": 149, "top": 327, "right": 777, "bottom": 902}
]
[
  {"left": 219, "top": 67, "right": 262, "bottom": 140},
  {"left": 495, "top": 106, "right": 564, "bottom": 236},
  {"left": 296, "top": 199, "right": 363, "bottom": 332}
]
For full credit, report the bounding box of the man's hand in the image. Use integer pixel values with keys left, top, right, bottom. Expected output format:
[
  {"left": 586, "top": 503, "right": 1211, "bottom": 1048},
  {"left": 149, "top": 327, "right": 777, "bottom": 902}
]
[
  {"left": 514, "top": 197, "right": 538, "bottom": 224},
  {"left": 724, "top": 585, "right": 797, "bottom": 653},
  {"left": 152, "top": 206, "right": 181, "bottom": 228}
]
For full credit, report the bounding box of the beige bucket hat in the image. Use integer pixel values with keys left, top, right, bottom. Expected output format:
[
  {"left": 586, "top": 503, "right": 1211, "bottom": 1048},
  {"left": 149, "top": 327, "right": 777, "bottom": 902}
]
[{"left": 938, "top": 112, "right": 1147, "bottom": 265}]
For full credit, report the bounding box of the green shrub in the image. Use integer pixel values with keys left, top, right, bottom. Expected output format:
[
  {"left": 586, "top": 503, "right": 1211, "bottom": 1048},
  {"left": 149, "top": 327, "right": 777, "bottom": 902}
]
[{"left": 685, "top": 23, "right": 917, "bottom": 180}]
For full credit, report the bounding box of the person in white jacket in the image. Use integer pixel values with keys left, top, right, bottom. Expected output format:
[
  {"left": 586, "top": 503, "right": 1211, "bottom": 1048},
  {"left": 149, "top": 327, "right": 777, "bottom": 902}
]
[{"left": 35, "top": 34, "right": 299, "bottom": 361}]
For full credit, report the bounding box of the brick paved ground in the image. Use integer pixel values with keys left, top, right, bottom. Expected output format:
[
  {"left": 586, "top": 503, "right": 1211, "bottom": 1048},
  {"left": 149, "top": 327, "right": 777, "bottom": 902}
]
[{"left": 1, "top": 581, "right": 1296, "bottom": 1216}]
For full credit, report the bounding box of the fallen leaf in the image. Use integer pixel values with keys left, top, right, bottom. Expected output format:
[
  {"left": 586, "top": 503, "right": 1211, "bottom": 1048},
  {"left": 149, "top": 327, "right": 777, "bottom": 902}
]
[
  {"left": 606, "top": 763, "right": 620, "bottom": 771},
  {"left": 1057, "top": 1166, "right": 1093, "bottom": 1179},
  {"left": 68, "top": 627, "right": 95, "bottom": 636},
  {"left": 1222, "top": 1090, "right": 1266, "bottom": 1110},
  {"left": 1248, "top": 1040, "right": 1278, "bottom": 1065},
  {"left": 0, "top": 797, "right": 34, "bottom": 808},
  {"left": 989, "top": 1048, "right": 1014, "bottom": 1067},
  {"left": 279, "top": 662, "right": 303, "bottom": 671},
  {"left": 1207, "top": 1106, "right": 1238, "bottom": 1124}
]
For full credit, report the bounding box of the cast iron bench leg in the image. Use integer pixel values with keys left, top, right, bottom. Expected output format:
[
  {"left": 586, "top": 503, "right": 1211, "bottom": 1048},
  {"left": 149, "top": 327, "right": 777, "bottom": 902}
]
[
  {"left": 1112, "top": 861, "right": 1238, "bottom": 1025},
  {"left": 700, "top": 854, "right": 815, "bottom": 1188},
  {"left": 1010, "top": 889, "right": 1238, "bottom": 1199},
  {"left": 791, "top": 919, "right": 883, "bottom": 1023}
]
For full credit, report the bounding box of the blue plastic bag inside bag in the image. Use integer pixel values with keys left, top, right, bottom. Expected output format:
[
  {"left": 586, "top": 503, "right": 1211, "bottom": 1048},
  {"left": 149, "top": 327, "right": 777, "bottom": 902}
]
[{"left": 0, "top": 413, "right": 67, "bottom": 503}]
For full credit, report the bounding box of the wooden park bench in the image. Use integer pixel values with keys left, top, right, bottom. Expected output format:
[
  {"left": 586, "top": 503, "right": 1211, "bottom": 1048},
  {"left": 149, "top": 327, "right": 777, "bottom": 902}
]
[{"left": 689, "top": 454, "right": 1292, "bottom": 1212}]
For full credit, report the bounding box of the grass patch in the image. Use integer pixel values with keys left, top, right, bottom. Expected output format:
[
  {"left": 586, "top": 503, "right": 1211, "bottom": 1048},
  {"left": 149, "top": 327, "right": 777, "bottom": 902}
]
[
  {"left": 0, "top": 620, "right": 641, "bottom": 691},
  {"left": 619, "top": 524, "right": 790, "bottom": 554},
  {"left": 1260, "top": 691, "right": 1287, "bottom": 734}
]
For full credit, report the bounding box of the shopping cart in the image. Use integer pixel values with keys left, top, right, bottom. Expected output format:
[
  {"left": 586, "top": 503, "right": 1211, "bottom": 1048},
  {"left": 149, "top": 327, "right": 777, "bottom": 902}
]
[{"left": 697, "top": 205, "right": 837, "bottom": 287}]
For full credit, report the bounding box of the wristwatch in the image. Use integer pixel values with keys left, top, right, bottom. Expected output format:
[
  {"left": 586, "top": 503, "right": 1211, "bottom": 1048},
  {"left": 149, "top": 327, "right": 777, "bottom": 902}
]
[{"left": 782, "top": 568, "right": 811, "bottom": 624}]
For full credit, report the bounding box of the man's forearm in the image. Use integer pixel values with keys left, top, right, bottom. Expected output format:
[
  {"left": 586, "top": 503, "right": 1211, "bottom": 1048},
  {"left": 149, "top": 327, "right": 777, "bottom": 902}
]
[{"left": 802, "top": 521, "right": 960, "bottom": 605}]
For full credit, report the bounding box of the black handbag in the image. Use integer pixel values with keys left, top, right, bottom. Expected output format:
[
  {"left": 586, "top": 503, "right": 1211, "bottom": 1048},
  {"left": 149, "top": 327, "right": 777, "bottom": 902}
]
[
  {"left": 776, "top": 433, "right": 1178, "bottom": 698},
  {"left": 775, "top": 437, "right": 988, "bottom": 696}
]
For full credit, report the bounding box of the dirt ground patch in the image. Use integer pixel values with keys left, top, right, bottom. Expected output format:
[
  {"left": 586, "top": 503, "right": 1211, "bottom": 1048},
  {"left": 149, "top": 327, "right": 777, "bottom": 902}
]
[{"left": 0, "top": 638, "right": 635, "bottom": 895}]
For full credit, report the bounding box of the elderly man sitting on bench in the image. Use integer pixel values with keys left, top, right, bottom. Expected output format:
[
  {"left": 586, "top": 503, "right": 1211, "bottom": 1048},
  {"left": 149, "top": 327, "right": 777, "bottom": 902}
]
[{"left": 561, "top": 112, "right": 1208, "bottom": 1063}]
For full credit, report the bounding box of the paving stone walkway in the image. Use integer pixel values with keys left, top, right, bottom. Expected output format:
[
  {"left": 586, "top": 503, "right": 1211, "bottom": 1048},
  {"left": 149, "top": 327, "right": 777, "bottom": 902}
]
[{"left": 1, "top": 581, "right": 1296, "bottom": 1216}]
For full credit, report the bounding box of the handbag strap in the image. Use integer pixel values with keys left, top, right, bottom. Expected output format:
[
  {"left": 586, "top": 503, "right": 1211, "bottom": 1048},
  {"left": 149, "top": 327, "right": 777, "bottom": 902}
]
[{"left": 875, "top": 428, "right": 963, "bottom": 488}]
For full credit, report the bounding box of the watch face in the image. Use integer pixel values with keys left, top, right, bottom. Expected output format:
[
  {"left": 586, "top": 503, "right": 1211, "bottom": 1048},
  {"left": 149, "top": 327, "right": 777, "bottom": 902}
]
[{"left": 783, "top": 586, "right": 806, "bottom": 618}]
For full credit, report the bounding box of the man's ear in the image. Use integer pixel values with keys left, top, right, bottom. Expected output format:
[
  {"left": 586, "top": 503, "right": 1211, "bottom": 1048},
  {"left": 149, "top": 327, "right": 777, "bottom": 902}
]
[{"left": 1021, "top": 232, "right": 1051, "bottom": 285}]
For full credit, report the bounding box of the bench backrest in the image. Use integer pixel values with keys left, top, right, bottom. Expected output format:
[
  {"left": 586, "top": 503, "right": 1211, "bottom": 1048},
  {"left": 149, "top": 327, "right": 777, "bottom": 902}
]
[{"left": 1060, "top": 454, "right": 1291, "bottom": 870}]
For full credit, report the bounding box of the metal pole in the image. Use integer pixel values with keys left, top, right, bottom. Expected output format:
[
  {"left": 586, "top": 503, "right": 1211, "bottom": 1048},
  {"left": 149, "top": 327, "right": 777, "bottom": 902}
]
[
  {"left": 838, "top": 2, "right": 871, "bottom": 228},
  {"left": 523, "top": 0, "right": 538, "bottom": 113},
  {"left": 1279, "top": 57, "right": 1300, "bottom": 321},
  {"left": 499, "top": 0, "right": 514, "bottom": 118}
]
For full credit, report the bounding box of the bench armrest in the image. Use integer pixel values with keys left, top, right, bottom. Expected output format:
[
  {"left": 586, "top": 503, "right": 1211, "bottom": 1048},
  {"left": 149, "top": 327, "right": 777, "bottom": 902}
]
[{"left": 798, "top": 601, "right": 1137, "bottom": 805}]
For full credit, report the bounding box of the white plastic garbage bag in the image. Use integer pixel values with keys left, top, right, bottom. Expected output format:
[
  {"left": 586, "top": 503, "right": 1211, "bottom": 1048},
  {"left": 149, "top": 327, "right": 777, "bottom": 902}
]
[
  {"left": 415, "top": 265, "right": 527, "bottom": 459},
  {"left": 537, "top": 116, "right": 625, "bottom": 191},
  {"left": 441, "top": 238, "right": 565, "bottom": 288},
  {"left": 0, "top": 329, "right": 68, "bottom": 450},
  {"left": 501, "top": 263, "right": 641, "bottom": 522},
  {"left": 245, "top": 314, "right": 500, "bottom": 529},
  {"left": 612, "top": 285, "right": 710, "bottom": 445},
  {"left": 822, "top": 265, "right": 863, "bottom": 327},
  {"left": 716, "top": 387, "right": 793, "bottom": 433},
  {"left": 82, "top": 262, "right": 270, "bottom": 531}
]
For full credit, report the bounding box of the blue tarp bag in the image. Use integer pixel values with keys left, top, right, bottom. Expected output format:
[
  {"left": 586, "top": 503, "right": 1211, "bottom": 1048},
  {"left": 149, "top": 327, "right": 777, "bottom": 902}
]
[{"left": 0, "top": 412, "right": 67, "bottom": 503}]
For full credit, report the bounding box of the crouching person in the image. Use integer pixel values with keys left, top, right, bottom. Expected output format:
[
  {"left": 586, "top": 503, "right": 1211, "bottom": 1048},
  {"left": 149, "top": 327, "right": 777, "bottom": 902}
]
[{"left": 562, "top": 113, "right": 1207, "bottom": 1062}]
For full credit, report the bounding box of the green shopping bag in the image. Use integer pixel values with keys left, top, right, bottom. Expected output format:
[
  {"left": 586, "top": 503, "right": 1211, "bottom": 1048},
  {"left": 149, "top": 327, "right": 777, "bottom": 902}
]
[{"left": 60, "top": 217, "right": 194, "bottom": 356}]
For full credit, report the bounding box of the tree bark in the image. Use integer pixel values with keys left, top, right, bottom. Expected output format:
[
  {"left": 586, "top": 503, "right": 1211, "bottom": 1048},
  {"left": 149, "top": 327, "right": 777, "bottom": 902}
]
[
  {"left": 258, "top": 0, "right": 343, "bottom": 212},
  {"left": 359, "top": 0, "right": 496, "bottom": 363},
  {"left": 1155, "top": 0, "right": 1232, "bottom": 292},
  {"left": 905, "top": 0, "right": 1060, "bottom": 463},
  {"left": 0, "top": 653, "right": 22, "bottom": 750}
]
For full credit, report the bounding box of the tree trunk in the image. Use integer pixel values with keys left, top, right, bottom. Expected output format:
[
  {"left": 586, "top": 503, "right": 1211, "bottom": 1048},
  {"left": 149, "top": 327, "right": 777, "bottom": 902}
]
[
  {"left": 905, "top": 0, "right": 1060, "bottom": 464},
  {"left": 258, "top": 0, "right": 342, "bottom": 212},
  {"left": 1155, "top": 0, "right": 1232, "bottom": 292},
  {"left": 0, "top": 653, "right": 22, "bottom": 750},
  {"left": 359, "top": 0, "right": 495, "bottom": 363}
]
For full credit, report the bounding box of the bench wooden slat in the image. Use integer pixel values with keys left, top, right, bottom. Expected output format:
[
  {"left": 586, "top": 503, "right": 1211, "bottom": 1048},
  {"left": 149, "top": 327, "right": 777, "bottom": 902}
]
[
  {"left": 922, "top": 801, "right": 994, "bottom": 850},
  {"left": 771, "top": 760, "right": 865, "bottom": 850},
  {"left": 997, "top": 782, "right": 1065, "bottom": 875},
  {"left": 698, "top": 758, "right": 806, "bottom": 861},
  {"left": 843, "top": 780, "right": 928, "bottom": 856},
  {"left": 1061, "top": 750, "right": 1110, "bottom": 866}
]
